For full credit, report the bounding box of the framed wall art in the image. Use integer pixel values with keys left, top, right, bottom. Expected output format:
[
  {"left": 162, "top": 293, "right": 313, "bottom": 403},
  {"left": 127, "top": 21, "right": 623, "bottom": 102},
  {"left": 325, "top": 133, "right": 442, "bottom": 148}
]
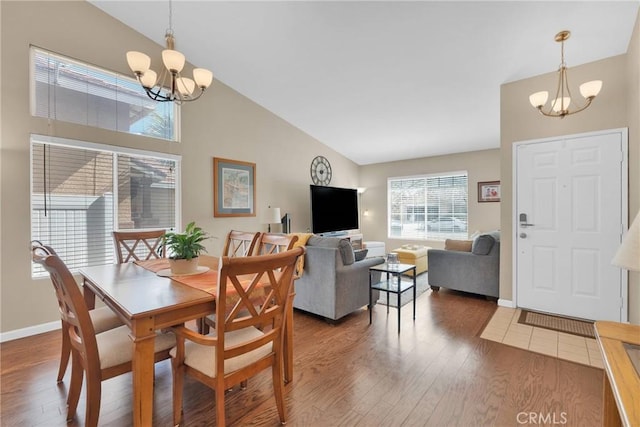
[
  {"left": 478, "top": 180, "right": 501, "bottom": 203},
  {"left": 213, "top": 157, "right": 256, "bottom": 217}
]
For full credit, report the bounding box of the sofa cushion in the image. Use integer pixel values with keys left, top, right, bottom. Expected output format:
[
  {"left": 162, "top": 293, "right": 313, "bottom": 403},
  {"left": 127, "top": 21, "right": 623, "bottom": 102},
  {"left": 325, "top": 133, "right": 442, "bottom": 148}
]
[
  {"left": 306, "top": 236, "right": 355, "bottom": 265},
  {"left": 445, "top": 239, "right": 473, "bottom": 252},
  {"left": 472, "top": 234, "right": 495, "bottom": 255},
  {"left": 338, "top": 239, "right": 355, "bottom": 265},
  {"left": 354, "top": 249, "right": 368, "bottom": 261}
]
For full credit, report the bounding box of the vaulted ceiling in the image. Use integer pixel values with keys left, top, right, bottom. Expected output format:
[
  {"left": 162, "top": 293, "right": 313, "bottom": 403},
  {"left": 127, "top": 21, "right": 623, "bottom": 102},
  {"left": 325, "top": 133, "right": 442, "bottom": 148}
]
[{"left": 91, "top": 1, "right": 639, "bottom": 165}]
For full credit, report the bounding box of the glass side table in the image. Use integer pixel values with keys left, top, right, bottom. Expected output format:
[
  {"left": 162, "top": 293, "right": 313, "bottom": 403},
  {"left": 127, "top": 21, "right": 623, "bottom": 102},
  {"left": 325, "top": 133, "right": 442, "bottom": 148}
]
[{"left": 369, "top": 262, "right": 417, "bottom": 333}]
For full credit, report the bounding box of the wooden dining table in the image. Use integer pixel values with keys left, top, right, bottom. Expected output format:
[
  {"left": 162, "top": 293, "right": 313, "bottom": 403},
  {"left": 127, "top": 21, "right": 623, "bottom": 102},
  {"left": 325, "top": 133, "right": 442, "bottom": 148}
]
[{"left": 79, "top": 255, "right": 295, "bottom": 427}]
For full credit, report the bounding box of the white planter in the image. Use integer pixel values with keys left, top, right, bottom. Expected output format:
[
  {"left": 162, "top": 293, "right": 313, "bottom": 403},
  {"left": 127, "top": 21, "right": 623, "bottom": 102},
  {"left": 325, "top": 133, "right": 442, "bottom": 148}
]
[{"left": 169, "top": 257, "right": 199, "bottom": 275}]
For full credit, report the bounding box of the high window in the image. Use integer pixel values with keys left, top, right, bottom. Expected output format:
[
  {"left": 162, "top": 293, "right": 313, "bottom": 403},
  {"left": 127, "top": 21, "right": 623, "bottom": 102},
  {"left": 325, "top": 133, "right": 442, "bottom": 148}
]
[
  {"left": 388, "top": 172, "right": 468, "bottom": 240},
  {"left": 31, "top": 135, "right": 180, "bottom": 277},
  {"left": 31, "top": 47, "right": 178, "bottom": 141}
]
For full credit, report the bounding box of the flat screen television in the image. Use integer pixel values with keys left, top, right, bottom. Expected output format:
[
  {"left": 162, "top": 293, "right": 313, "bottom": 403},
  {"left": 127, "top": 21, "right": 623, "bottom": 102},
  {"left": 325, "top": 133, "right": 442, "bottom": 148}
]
[{"left": 310, "top": 185, "right": 359, "bottom": 234}]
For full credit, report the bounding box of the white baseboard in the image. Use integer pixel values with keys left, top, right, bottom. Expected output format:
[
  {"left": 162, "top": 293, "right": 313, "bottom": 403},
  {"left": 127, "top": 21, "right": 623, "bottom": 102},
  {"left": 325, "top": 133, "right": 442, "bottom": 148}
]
[
  {"left": 498, "top": 298, "right": 514, "bottom": 308},
  {"left": 0, "top": 320, "right": 60, "bottom": 343}
]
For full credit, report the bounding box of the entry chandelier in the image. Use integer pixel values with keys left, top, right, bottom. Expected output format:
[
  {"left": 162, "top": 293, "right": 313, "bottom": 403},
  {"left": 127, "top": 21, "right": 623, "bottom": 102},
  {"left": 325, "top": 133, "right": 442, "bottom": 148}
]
[
  {"left": 529, "top": 30, "right": 602, "bottom": 118},
  {"left": 126, "top": 0, "right": 213, "bottom": 104}
]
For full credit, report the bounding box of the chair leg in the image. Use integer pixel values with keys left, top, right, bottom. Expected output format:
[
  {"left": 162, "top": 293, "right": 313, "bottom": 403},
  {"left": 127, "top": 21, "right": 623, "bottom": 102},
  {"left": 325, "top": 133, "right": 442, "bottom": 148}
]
[
  {"left": 172, "top": 358, "right": 184, "bottom": 426},
  {"left": 272, "top": 355, "right": 287, "bottom": 424},
  {"left": 216, "top": 382, "right": 226, "bottom": 427},
  {"left": 66, "top": 355, "right": 83, "bottom": 421},
  {"left": 57, "top": 324, "right": 71, "bottom": 383},
  {"left": 85, "top": 369, "right": 102, "bottom": 427}
]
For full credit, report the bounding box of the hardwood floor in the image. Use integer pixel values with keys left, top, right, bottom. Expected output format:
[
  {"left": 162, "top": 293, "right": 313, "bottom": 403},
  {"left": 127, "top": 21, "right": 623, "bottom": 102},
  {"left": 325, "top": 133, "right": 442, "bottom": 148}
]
[{"left": 0, "top": 288, "right": 603, "bottom": 426}]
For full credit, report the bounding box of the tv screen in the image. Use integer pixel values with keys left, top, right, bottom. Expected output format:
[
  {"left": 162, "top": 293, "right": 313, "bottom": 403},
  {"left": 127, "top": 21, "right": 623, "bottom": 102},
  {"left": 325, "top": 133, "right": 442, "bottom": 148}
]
[{"left": 310, "top": 185, "right": 359, "bottom": 234}]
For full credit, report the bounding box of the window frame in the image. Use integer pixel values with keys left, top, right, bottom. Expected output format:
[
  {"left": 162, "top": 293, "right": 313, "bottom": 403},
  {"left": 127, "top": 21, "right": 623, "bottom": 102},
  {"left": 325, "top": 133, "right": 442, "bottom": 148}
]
[
  {"left": 30, "top": 134, "right": 182, "bottom": 277},
  {"left": 30, "top": 46, "right": 180, "bottom": 142},
  {"left": 387, "top": 171, "right": 469, "bottom": 241}
]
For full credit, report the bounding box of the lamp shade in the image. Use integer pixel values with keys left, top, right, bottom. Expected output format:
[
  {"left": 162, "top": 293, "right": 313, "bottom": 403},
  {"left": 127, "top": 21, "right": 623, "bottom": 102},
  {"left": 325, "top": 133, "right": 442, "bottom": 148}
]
[
  {"left": 551, "top": 97, "right": 571, "bottom": 112},
  {"left": 176, "top": 77, "right": 195, "bottom": 96},
  {"left": 263, "top": 207, "right": 281, "bottom": 224},
  {"left": 579, "top": 80, "right": 603, "bottom": 99},
  {"left": 529, "top": 91, "right": 549, "bottom": 108},
  {"left": 140, "top": 70, "right": 157, "bottom": 88},
  {"left": 162, "top": 49, "right": 185, "bottom": 73},
  {"left": 126, "top": 51, "right": 150, "bottom": 74},
  {"left": 612, "top": 212, "right": 640, "bottom": 272},
  {"left": 193, "top": 68, "right": 213, "bottom": 89}
]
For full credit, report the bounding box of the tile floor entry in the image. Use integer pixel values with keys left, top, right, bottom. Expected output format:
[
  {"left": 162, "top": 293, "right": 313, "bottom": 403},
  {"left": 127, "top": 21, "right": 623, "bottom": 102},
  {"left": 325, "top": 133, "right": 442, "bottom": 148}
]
[{"left": 480, "top": 306, "right": 603, "bottom": 369}]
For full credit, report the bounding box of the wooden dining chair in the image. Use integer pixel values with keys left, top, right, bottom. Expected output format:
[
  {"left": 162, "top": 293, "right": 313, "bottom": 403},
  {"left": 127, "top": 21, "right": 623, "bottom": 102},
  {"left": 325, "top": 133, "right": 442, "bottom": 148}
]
[
  {"left": 253, "top": 233, "right": 299, "bottom": 256},
  {"left": 200, "top": 230, "right": 262, "bottom": 334},
  {"left": 31, "top": 243, "right": 176, "bottom": 427},
  {"left": 170, "top": 247, "right": 305, "bottom": 427},
  {"left": 222, "top": 230, "right": 261, "bottom": 258},
  {"left": 112, "top": 229, "right": 166, "bottom": 264},
  {"left": 30, "top": 241, "right": 124, "bottom": 383}
]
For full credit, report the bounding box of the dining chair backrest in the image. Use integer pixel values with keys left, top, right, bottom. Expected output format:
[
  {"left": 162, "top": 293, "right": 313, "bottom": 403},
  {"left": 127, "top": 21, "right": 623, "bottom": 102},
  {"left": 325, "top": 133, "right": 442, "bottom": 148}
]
[
  {"left": 222, "top": 230, "right": 261, "bottom": 258},
  {"left": 253, "top": 233, "right": 299, "bottom": 256},
  {"left": 216, "top": 246, "right": 303, "bottom": 341},
  {"left": 112, "top": 230, "right": 166, "bottom": 264},
  {"left": 31, "top": 244, "right": 99, "bottom": 371}
]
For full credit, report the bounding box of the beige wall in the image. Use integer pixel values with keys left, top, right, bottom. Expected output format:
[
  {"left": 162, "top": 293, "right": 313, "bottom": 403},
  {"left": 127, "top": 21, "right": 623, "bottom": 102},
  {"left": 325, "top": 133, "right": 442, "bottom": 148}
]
[
  {"left": 625, "top": 9, "right": 640, "bottom": 324},
  {"left": 500, "top": 29, "right": 639, "bottom": 322},
  {"left": 359, "top": 149, "right": 501, "bottom": 251},
  {"left": 0, "top": 1, "right": 357, "bottom": 333}
]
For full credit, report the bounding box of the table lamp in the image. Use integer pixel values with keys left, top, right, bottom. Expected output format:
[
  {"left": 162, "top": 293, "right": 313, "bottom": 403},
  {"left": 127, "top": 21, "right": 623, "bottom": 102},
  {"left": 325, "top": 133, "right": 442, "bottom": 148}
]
[
  {"left": 263, "top": 206, "right": 281, "bottom": 232},
  {"left": 612, "top": 211, "right": 640, "bottom": 271}
]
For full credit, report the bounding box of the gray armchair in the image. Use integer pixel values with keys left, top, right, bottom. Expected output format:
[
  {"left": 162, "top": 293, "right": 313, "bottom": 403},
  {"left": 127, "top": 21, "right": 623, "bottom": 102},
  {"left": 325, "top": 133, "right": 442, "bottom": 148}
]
[
  {"left": 293, "top": 236, "right": 385, "bottom": 321},
  {"left": 427, "top": 232, "right": 500, "bottom": 299}
]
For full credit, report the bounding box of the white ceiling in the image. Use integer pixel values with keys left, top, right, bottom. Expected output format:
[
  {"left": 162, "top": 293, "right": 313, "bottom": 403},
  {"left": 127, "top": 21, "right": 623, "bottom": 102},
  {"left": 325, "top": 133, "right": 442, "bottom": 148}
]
[{"left": 90, "top": 1, "right": 639, "bottom": 165}]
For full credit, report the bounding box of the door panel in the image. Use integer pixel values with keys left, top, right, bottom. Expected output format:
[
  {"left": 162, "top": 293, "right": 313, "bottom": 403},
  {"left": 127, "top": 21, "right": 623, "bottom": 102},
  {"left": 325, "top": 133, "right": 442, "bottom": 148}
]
[{"left": 516, "top": 131, "right": 624, "bottom": 321}]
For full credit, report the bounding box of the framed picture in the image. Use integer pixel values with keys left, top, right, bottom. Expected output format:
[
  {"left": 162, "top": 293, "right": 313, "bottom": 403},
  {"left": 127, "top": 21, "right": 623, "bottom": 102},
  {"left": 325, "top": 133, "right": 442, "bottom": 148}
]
[
  {"left": 478, "top": 181, "right": 501, "bottom": 203},
  {"left": 213, "top": 157, "right": 256, "bottom": 217}
]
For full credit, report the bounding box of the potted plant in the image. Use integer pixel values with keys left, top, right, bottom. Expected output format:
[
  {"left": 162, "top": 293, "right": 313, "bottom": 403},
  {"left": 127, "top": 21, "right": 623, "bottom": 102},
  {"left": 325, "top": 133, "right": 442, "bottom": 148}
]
[{"left": 163, "top": 222, "right": 209, "bottom": 274}]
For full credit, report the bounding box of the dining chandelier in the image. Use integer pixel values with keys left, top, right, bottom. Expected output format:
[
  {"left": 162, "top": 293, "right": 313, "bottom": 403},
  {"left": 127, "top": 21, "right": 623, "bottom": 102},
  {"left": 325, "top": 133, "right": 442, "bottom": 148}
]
[
  {"left": 529, "top": 30, "right": 602, "bottom": 118},
  {"left": 126, "top": 0, "right": 213, "bottom": 104}
]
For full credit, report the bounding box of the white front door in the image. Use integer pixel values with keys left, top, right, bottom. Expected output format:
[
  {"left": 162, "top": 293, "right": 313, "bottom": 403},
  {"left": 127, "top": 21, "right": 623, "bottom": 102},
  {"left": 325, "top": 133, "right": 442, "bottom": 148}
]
[{"left": 515, "top": 130, "right": 627, "bottom": 321}]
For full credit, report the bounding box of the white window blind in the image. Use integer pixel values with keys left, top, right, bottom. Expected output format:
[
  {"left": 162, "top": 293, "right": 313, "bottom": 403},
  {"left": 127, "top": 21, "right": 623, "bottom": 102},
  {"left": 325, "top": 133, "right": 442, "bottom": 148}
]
[
  {"left": 31, "top": 47, "right": 177, "bottom": 141},
  {"left": 388, "top": 172, "right": 468, "bottom": 240},
  {"left": 31, "top": 136, "right": 179, "bottom": 276}
]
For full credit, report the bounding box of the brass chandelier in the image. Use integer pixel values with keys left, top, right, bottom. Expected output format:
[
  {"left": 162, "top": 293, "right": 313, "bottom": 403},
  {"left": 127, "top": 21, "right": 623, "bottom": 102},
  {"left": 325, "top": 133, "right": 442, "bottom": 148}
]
[
  {"left": 529, "top": 30, "right": 602, "bottom": 118},
  {"left": 126, "top": 0, "right": 213, "bottom": 104}
]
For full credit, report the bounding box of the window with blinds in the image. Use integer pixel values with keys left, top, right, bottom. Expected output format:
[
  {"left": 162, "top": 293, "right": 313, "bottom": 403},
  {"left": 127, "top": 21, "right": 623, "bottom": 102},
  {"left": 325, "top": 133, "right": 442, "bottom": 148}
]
[
  {"left": 388, "top": 172, "right": 468, "bottom": 240},
  {"left": 31, "top": 47, "right": 177, "bottom": 141},
  {"left": 31, "top": 135, "right": 180, "bottom": 277}
]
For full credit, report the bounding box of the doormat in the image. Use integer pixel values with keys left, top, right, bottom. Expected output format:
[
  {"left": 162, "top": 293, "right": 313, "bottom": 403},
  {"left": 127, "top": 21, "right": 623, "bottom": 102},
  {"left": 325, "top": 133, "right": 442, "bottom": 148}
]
[{"left": 518, "top": 310, "right": 595, "bottom": 338}]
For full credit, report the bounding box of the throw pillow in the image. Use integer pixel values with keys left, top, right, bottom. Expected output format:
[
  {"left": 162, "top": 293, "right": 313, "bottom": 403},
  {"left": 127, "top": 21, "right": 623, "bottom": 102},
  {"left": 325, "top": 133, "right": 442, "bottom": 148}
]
[
  {"left": 338, "top": 239, "right": 355, "bottom": 265},
  {"left": 472, "top": 234, "right": 495, "bottom": 255},
  {"left": 354, "top": 248, "right": 368, "bottom": 261},
  {"left": 445, "top": 239, "right": 473, "bottom": 252}
]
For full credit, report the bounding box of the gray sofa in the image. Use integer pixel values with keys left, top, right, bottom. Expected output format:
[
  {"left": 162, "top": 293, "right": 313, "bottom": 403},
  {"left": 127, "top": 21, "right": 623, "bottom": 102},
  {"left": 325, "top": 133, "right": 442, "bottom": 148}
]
[
  {"left": 293, "top": 236, "right": 385, "bottom": 321},
  {"left": 427, "top": 231, "right": 500, "bottom": 299}
]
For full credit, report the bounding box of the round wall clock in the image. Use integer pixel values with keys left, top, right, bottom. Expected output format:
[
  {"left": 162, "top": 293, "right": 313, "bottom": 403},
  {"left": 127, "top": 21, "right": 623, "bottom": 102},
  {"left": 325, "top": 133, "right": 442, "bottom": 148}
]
[{"left": 310, "top": 155, "right": 332, "bottom": 186}]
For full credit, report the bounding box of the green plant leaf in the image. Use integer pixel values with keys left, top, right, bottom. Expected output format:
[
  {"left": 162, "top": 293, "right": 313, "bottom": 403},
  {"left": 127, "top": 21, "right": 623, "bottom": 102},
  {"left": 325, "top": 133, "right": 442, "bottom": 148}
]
[{"left": 162, "top": 221, "right": 209, "bottom": 260}]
